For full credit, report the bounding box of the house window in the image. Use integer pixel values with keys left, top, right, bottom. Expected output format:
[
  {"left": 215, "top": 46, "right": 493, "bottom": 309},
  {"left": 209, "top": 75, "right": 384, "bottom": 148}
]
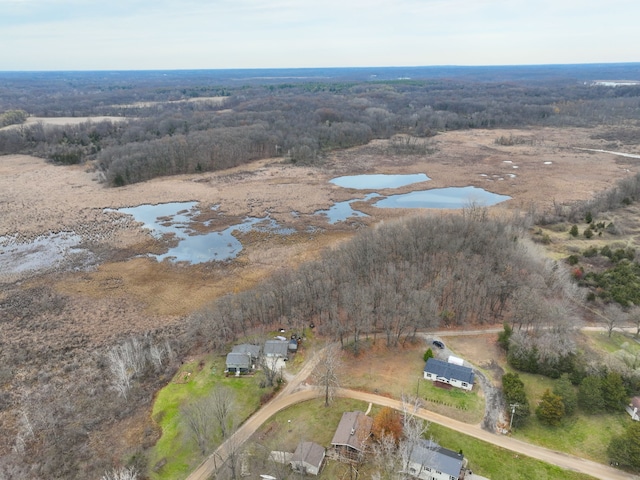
[
  {"left": 410, "top": 467, "right": 417, "bottom": 474},
  {"left": 462, "top": 382, "right": 467, "bottom": 387}
]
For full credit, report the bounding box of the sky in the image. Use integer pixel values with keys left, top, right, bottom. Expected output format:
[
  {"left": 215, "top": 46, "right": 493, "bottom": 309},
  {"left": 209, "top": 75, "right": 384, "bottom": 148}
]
[{"left": 1, "top": 0, "right": 639, "bottom": 71}]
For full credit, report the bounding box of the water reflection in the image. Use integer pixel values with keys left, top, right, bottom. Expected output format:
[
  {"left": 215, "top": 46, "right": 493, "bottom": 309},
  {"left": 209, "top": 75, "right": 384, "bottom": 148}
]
[
  {"left": 330, "top": 173, "right": 430, "bottom": 189},
  {"left": 315, "top": 193, "right": 380, "bottom": 224},
  {"left": 374, "top": 186, "right": 511, "bottom": 209},
  {"left": 108, "top": 202, "right": 294, "bottom": 263}
]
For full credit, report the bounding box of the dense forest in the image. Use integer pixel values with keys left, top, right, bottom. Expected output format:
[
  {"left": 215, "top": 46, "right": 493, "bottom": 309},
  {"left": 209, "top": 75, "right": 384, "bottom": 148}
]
[{"left": 1, "top": 65, "right": 640, "bottom": 186}]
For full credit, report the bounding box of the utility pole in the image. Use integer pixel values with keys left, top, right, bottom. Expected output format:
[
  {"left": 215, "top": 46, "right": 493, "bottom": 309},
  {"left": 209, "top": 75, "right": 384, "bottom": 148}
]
[{"left": 509, "top": 403, "right": 519, "bottom": 431}]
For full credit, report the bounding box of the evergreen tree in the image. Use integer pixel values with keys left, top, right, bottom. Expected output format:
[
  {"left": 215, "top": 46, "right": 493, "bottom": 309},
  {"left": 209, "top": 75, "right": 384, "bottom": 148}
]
[
  {"left": 553, "top": 373, "right": 578, "bottom": 415},
  {"left": 601, "top": 372, "right": 628, "bottom": 411},
  {"left": 608, "top": 422, "right": 640, "bottom": 470},
  {"left": 536, "top": 389, "right": 565, "bottom": 426},
  {"left": 502, "top": 372, "right": 530, "bottom": 426},
  {"left": 578, "top": 375, "right": 604, "bottom": 413}
]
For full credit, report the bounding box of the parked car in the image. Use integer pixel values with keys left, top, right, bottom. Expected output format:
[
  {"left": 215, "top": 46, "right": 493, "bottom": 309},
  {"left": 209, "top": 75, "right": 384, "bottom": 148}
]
[{"left": 432, "top": 340, "right": 445, "bottom": 349}]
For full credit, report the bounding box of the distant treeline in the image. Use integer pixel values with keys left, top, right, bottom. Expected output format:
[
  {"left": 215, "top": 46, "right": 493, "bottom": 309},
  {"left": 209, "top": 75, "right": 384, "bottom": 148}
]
[{"left": 1, "top": 73, "right": 640, "bottom": 186}]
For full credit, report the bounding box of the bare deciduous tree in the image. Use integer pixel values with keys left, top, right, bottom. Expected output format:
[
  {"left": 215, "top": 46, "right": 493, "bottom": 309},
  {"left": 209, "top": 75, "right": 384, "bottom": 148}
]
[
  {"left": 603, "top": 303, "right": 627, "bottom": 338},
  {"left": 182, "top": 387, "right": 237, "bottom": 456},
  {"left": 101, "top": 466, "right": 138, "bottom": 480},
  {"left": 312, "top": 344, "right": 343, "bottom": 407}
]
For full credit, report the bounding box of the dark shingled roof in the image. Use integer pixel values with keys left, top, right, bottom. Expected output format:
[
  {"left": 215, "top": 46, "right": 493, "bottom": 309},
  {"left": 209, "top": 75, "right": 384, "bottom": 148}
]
[
  {"left": 410, "top": 439, "right": 464, "bottom": 478},
  {"left": 264, "top": 340, "right": 289, "bottom": 357},
  {"left": 424, "top": 358, "right": 474, "bottom": 384},
  {"left": 225, "top": 352, "right": 251, "bottom": 369},
  {"left": 231, "top": 343, "right": 261, "bottom": 359},
  {"left": 331, "top": 411, "right": 373, "bottom": 452},
  {"left": 291, "top": 441, "right": 325, "bottom": 470}
]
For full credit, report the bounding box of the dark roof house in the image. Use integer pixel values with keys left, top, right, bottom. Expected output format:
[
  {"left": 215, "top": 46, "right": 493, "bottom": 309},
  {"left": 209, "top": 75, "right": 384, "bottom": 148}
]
[
  {"left": 406, "top": 439, "right": 465, "bottom": 480},
  {"left": 231, "top": 343, "right": 261, "bottom": 360},
  {"left": 225, "top": 352, "right": 252, "bottom": 374},
  {"left": 264, "top": 339, "right": 289, "bottom": 358},
  {"left": 290, "top": 441, "right": 325, "bottom": 476},
  {"left": 331, "top": 411, "right": 373, "bottom": 461},
  {"left": 423, "top": 358, "right": 474, "bottom": 391}
]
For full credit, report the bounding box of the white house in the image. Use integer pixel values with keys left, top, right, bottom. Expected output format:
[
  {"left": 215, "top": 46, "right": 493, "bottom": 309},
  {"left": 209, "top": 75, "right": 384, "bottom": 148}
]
[
  {"left": 423, "top": 358, "right": 474, "bottom": 391},
  {"left": 405, "top": 439, "right": 465, "bottom": 480}
]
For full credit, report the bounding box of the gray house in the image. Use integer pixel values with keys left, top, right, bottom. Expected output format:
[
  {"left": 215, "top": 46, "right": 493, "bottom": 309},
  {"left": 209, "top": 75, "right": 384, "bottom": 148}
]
[
  {"left": 423, "top": 358, "right": 474, "bottom": 391},
  {"left": 264, "top": 340, "right": 289, "bottom": 358},
  {"left": 225, "top": 352, "right": 252, "bottom": 374},
  {"left": 231, "top": 343, "right": 261, "bottom": 362},
  {"left": 406, "top": 439, "right": 465, "bottom": 480},
  {"left": 290, "top": 441, "right": 325, "bottom": 476}
]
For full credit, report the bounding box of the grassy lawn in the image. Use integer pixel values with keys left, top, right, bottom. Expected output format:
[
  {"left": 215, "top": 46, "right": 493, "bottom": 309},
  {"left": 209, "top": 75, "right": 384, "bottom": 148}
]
[
  {"left": 511, "top": 412, "right": 628, "bottom": 464},
  {"left": 419, "top": 378, "right": 485, "bottom": 424},
  {"left": 584, "top": 330, "right": 640, "bottom": 355},
  {"left": 147, "top": 354, "right": 266, "bottom": 480},
  {"left": 504, "top": 355, "right": 628, "bottom": 464},
  {"left": 338, "top": 338, "right": 485, "bottom": 423},
  {"left": 428, "top": 423, "right": 598, "bottom": 480}
]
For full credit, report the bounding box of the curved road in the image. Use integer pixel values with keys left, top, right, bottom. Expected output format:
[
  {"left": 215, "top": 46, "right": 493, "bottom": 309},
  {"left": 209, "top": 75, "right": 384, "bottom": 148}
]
[{"left": 187, "top": 334, "right": 639, "bottom": 480}]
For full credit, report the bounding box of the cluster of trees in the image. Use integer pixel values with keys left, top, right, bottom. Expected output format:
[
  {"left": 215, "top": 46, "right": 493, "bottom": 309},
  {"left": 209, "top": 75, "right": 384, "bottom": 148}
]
[
  {"left": 0, "top": 109, "right": 27, "bottom": 127},
  {"left": 2, "top": 70, "right": 640, "bottom": 186},
  {"left": 188, "top": 209, "right": 576, "bottom": 355}
]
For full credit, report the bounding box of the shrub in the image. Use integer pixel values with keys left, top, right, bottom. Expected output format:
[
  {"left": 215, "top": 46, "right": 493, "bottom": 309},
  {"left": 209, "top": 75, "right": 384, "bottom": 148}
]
[
  {"left": 569, "top": 224, "right": 579, "bottom": 237},
  {"left": 567, "top": 255, "right": 579, "bottom": 265},
  {"left": 583, "top": 228, "right": 594, "bottom": 239},
  {"left": 585, "top": 211, "right": 593, "bottom": 224},
  {"left": 536, "top": 389, "right": 565, "bottom": 426},
  {"left": 423, "top": 348, "right": 434, "bottom": 362},
  {"left": 583, "top": 246, "right": 599, "bottom": 257}
]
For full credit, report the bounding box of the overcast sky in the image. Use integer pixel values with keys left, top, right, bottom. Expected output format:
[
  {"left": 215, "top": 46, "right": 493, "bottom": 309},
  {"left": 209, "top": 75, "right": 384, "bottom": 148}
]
[{"left": 1, "top": 0, "right": 638, "bottom": 71}]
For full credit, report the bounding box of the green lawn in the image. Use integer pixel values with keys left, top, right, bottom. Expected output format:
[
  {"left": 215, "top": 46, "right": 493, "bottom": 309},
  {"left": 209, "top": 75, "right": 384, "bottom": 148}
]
[
  {"left": 148, "top": 355, "right": 266, "bottom": 480},
  {"left": 506, "top": 369, "right": 629, "bottom": 464},
  {"left": 511, "top": 412, "right": 628, "bottom": 464},
  {"left": 419, "top": 378, "right": 485, "bottom": 424},
  {"left": 428, "top": 423, "right": 598, "bottom": 480}
]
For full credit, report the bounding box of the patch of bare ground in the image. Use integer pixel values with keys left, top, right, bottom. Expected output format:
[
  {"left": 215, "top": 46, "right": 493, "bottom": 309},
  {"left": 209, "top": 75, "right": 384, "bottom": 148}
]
[{"left": 444, "top": 334, "right": 506, "bottom": 384}]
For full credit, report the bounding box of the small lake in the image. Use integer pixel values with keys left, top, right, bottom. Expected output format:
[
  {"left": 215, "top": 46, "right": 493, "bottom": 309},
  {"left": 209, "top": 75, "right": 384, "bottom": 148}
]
[
  {"left": 374, "top": 186, "right": 511, "bottom": 209},
  {"left": 330, "top": 173, "right": 430, "bottom": 189},
  {"left": 108, "top": 202, "right": 294, "bottom": 263}
]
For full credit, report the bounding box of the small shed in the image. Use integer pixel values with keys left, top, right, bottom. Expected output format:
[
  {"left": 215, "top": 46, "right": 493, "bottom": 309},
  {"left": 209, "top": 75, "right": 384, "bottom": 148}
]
[
  {"left": 288, "top": 338, "right": 298, "bottom": 352},
  {"left": 290, "top": 441, "right": 325, "bottom": 476},
  {"left": 447, "top": 355, "right": 464, "bottom": 366}
]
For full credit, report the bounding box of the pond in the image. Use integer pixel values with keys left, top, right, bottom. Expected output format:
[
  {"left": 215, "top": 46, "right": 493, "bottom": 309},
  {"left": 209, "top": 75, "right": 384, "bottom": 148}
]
[
  {"left": 315, "top": 193, "right": 380, "bottom": 224},
  {"left": 330, "top": 173, "right": 430, "bottom": 189},
  {"left": 373, "top": 186, "right": 511, "bottom": 209},
  {"left": 107, "top": 202, "right": 295, "bottom": 263}
]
